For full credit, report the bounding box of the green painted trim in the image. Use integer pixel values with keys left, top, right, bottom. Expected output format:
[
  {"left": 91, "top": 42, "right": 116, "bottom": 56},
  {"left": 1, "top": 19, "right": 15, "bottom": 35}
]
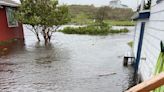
[{"left": 154, "top": 52, "right": 164, "bottom": 92}]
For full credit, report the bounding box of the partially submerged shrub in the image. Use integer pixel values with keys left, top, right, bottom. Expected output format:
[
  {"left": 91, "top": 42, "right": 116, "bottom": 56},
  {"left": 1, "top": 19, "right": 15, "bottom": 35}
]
[
  {"left": 109, "top": 28, "right": 129, "bottom": 34},
  {"left": 59, "top": 26, "right": 129, "bottom": 35},
  {"left": 59, "top": 25, "right": 110, "bottom": 35}
]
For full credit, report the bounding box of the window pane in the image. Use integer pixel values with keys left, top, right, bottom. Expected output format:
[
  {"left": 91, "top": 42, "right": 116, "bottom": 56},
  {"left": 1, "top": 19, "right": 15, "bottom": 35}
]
[{"left": 6, "top": 7, "right": 18, "bottom": 27}]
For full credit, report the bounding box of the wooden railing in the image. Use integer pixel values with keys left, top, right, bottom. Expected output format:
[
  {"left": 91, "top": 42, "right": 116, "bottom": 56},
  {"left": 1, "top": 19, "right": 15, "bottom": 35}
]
[{"left": 126, "top": 72, "right": 164, "bottom": 92}]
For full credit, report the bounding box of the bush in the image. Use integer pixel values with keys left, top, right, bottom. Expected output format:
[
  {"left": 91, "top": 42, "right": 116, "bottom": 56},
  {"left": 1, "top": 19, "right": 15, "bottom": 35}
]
[
  {"left": 59, "top": 25, "right": 129, "bottom": 35},
  {"left": 110, "top": 28, "right": 129, "bottom": 34},
  {"left": 60, "top": 26, "right": 109, "bottom": 35}
]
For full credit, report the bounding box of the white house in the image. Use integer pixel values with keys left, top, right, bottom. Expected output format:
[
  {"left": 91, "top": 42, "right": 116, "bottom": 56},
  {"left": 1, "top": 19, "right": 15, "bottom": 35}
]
[
  {"left": 109, "top": 0, "right": 128, "bottom": 9},
  {"left": 132, "top": 0, "right": 164, "bottom": 87}
]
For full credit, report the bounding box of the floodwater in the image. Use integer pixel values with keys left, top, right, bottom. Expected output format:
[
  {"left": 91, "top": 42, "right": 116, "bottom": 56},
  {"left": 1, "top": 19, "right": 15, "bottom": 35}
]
[{"left": 0, "top": 26, "right": 135, "bottom": 92}]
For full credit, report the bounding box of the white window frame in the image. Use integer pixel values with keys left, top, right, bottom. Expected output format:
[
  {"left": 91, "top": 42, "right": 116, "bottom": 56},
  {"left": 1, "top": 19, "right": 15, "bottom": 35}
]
[{"left": 6, "top": 7, "right": 18, "bottom": 27}]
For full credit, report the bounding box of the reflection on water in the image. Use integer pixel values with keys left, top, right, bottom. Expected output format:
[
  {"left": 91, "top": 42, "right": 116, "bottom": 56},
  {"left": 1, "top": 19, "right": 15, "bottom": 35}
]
[{"left": 0, "top": 26, "right": 135, "bottom": 92}]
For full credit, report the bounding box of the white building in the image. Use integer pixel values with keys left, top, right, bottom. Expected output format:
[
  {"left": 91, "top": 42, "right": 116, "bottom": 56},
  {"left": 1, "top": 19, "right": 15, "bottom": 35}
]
[
  {"left": 109, "top": 0, "right": 128, "bottom": 9},
  {"left": 132, "top": 0, "right": 164, "bottom": 90}
]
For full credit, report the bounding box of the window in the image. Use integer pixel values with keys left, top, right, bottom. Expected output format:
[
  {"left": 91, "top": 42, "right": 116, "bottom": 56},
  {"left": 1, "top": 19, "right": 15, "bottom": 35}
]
[
  {"left": 6, "top": 7, "right": 18, "bottom": 27},
  {"left": 144, "top": 0, "right": 151, "bottom": 10},
  {"left": 137, "top": 0, "right": 151, "bottom": 11},
  {"left": 156, "top": 0, "right": 163, "bottom": 4}
]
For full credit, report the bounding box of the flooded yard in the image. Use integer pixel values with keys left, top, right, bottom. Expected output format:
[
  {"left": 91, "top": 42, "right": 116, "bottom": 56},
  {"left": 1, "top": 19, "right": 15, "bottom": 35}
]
[{"left": 0, "top": 26, "right": 134, "bottom": 92}]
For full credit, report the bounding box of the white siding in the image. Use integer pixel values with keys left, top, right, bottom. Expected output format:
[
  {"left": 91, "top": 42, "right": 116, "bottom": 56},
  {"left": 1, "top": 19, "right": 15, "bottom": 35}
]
[
  {"left": 133, "top": 20, "right": 148, "bottom": 58},
  {"left": 136, "top": 0, "right": 164, "bottom": 80},
  {"left": 133, "top": 22, "right": 141, "bottom": 58}
]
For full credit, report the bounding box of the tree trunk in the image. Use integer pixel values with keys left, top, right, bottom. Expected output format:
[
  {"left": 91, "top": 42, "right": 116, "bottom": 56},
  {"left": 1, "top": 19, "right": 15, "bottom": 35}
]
[
  {"left": 46, "top": 29, "right": 52, "bottom": 43},
  {"left": 42, "top": 29, "right": 49, "bottom": 45},
  {"left": 48, "top": 35, "right": 51, "bottom": 43},
  {"left": 31, "top": 26, "right": 41, "bottom": 42},
  {"left": 43, "top": 32, "right": 48, "bottom": 45},
  {"left": 36, "top": 33, "right": 41, "bottom": 42}
]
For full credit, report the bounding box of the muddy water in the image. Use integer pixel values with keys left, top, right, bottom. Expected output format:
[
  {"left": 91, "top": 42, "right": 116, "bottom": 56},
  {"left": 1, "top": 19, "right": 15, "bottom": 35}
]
[{"left": 0, "top": 26, "right": 134, "bottom": 92}]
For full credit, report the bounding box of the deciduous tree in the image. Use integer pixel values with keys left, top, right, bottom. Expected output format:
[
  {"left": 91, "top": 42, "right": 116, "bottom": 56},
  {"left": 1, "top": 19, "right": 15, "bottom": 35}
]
[{"left": 16, "top": 0, "right": 70, "bottom": 44}]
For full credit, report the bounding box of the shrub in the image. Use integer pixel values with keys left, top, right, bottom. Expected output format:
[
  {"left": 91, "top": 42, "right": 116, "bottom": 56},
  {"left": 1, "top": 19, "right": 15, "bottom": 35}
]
[
  {"left": 59, "top": 26, "right": 129, "bottom": 35},
  {"left": 109, "top": 28, "right": 129, "bottom": 34},
  {"left": 59, "top": 24, "right": 110, "bottom": 35},
  {"left": 60, "top": 27, "right": 108, "bottom": 35}
]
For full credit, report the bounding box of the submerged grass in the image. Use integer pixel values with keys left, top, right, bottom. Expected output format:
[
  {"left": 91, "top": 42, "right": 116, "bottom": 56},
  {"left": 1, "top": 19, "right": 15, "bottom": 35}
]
[
  {"left": 0, "top": 39, "right": 18, "bottom": 46},
  {"left": 110, "top": 28, "right": 129, "bottom": 33}
]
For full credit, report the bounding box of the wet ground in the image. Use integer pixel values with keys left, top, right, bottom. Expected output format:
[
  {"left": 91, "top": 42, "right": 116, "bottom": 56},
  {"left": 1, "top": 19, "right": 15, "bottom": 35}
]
[{"left": 0, "top": 26, "right": 134, "bottom": 92}]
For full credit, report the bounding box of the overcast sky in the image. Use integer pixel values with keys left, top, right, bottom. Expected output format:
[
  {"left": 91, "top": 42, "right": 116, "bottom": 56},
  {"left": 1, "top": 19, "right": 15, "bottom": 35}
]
[{"left": 14, "top": 0, "right": 140, "bottom": 10}]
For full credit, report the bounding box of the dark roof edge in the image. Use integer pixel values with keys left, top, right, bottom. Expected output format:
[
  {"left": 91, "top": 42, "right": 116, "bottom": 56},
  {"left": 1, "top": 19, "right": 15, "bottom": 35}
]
[{"left": 132, "top": 10, "right": 150, "bottom": 21}]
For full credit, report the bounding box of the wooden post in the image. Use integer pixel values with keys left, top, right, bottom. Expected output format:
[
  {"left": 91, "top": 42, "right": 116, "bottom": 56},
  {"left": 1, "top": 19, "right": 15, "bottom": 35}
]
[{"left": 123, "top": 57, "right": 128, "bottom": 66}]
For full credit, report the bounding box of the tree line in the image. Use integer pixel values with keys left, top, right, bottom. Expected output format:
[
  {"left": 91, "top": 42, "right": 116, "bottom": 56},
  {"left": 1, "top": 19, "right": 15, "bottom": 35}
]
[{"left": 68, "top": 5, "right": 134, "bottom": 21}]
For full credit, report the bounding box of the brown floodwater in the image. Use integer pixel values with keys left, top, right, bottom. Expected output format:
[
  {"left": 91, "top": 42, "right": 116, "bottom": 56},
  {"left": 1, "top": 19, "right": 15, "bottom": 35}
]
[{"left": 0, "top": 26, "right": 134, "bottom": 92}]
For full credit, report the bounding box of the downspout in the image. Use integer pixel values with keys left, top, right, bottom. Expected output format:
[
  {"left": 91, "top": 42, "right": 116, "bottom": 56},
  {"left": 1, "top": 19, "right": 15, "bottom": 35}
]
[{"left": 134, "top": 22, "right": 145, "bottom": 75}]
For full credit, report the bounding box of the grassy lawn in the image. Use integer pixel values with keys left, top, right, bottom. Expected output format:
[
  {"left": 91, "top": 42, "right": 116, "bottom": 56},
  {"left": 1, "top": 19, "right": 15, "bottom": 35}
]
[
  {"left": 71, "top": 18, "right": 135, "bottom": 26},
  {"left": 104, "top": 20, "right": 135, "bottom": 26},
  {"left": 71, "top": 18, "right": 93, "bottom": 25}
]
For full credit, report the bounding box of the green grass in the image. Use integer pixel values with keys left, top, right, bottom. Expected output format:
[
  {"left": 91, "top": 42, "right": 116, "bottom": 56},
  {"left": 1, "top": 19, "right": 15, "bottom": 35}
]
[
  {"left": 0, "top": 39, "right": 17, "bottom": 46},
  {"left": 104, "top": 20, "right": 135, "bottom": 26},
  {"left": 128, "top": 41, "right": 134, "bottom": 48},
  {"left": 71, "top": 18, "right": 93, "bottom": 25},
  {"left": 71, "top": 17, "right": 135, "bottom": 26},
  {"left": 59, "top": 25, "right": 129, "bottom": 35},
  {"left": 110, "top": 28, "right": 129, "bottom": 33},
  {"left": 59, "top": 26, "right": 109, "bottom": 35},
  {"left": 70, "top": 13, "right": 94, "bottom": 25}
]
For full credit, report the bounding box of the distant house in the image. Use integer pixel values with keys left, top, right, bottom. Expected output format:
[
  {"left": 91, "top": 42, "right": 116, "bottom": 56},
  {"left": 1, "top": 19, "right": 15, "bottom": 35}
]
[
  {"left": 0, "top": 0, "right": 24, "bottom": 46},
  {"left": 132, "top": 0, "right": 164, "bottom": 90},
  {"left": 109, "top": 0, "right": 128, "bottom": 9}
]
